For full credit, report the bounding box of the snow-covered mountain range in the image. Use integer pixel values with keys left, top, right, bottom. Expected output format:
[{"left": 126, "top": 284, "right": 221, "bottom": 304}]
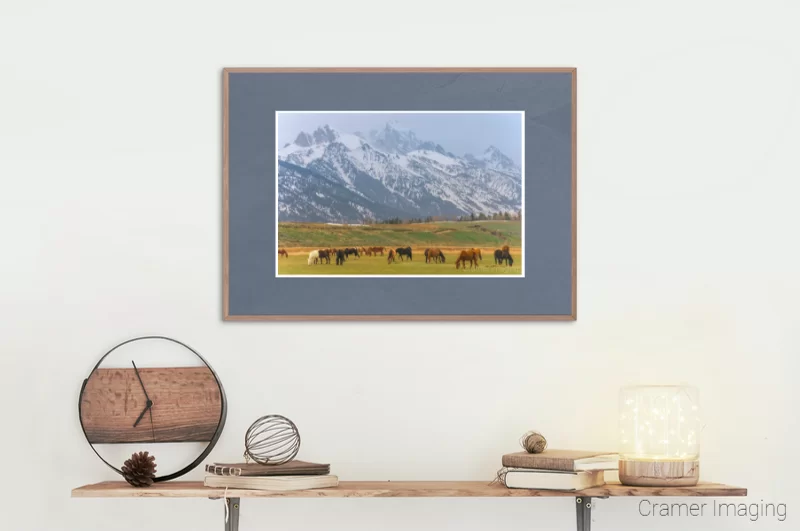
[{"left": 278, "top": 122, "right": 522, "bottom": 223}]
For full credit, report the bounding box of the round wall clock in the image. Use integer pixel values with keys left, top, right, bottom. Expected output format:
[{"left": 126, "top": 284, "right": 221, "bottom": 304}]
[{"left": 78, "top": 336, "right": 227, "bottom": 482}]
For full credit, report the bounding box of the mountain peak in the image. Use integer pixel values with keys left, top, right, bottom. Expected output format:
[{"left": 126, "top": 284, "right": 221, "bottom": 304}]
[
  {"left": 482, "top": 145, "right": 506, "bottom": 159},
  {"left": 293, "top": 125, "right": 340, "bottom": 147},
  {"left": 294, "top": 131, "right": 314, "bottom": 147},
  {"left": 369, "top": 121, "right": 419, "bottom": 154},
  {"left": 312, "top": 124, "right": 339, "bottom": 144},
  {"left": 384, "top": 120, "right": 405, "bottom": 131}
]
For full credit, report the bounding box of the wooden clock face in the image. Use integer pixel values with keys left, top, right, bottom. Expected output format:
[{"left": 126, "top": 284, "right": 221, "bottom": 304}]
[
  {"left": 79, "top": 337, "right": 226, "bottom": 481},
  {"left": 81, "top": 367, "right": 222, "bottom": 444}
]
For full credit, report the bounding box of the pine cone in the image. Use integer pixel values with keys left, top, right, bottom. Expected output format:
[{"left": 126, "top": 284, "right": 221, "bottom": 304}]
[{"left": 122, "top": 451, "right": 157, "bottom": 488}]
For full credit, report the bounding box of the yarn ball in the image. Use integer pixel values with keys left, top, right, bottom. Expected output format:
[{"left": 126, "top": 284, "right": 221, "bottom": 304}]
[{"left": 520, "top": 431, "right": 547, "bottom": 454}]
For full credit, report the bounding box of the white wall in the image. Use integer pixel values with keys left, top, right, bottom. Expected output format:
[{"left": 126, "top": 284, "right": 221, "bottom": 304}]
[{"left": 1, "top": 1, "right": 798, "bottom": 529}]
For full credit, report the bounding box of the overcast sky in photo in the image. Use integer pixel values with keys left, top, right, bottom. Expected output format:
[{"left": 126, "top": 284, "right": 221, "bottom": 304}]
[{"left": 277, "top": 112, "right": 523, "bottom": 165}]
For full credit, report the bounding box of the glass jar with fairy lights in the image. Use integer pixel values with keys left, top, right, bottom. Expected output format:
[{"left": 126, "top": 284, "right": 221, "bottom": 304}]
[{"left": 618, "top": 385, "right": 701, "bottom": 486}]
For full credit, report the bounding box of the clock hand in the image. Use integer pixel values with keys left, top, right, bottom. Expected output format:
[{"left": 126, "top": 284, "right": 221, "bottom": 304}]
[
  {"left": 133, "top": 403, "right": 150, "bottom": 428},
  {"left": 131, "top": 361, "right": 152, "bottom": 402},
  {"left": 131, "top": 360, "right": 155, "bottom": 430}
]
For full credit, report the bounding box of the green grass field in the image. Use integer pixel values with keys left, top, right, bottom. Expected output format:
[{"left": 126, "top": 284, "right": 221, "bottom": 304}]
[
  {"left": 278, "top": 220, "right": 522, "bottom": 248},
  {"left": 277, "top": 220, "right": 522, "bottom": 276}
]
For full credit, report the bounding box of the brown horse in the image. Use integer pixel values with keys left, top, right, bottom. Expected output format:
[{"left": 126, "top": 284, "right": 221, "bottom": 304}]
[
  {"left": 361, "top": 246, "right": 373, "bottom": 257},
  {"left": 455, "top": 248, "right": 482, "bottom": 270},
  {"left": 278, "top": 248, "right": 288, "bottom": 258},
  {"left": 370, "top": 246, "right": 384, "bottom": 256},
  {"left": 425, "top": 248, "right": 445, "bottom": 263},
  {"left": 387, "top": 249, "right": 396, "bottom": 264}
]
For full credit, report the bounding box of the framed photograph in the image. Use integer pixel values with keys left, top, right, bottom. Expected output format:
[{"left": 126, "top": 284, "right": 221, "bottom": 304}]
[{"left": 223, "top": 68, "right": 576, "bottom": 320}]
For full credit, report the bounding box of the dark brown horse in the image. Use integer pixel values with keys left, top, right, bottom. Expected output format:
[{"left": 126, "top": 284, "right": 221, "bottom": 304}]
[
  {"left": 493, "top": 249, "right": 504, "bottom": 265},
  {"left": 278, "top": 248, "right": 288, "bottom": 258},
  {"left": 318, "top": 249, "right": 331, "bottom": 264},
  {"left": 494, "top": 248, "right": 513, "bottom": 266},
  {"left": 455, "top": 248, "right": 482, "bottom": 270},
  {"left": 396, "top": 247, "right": 412, "bottom": 261},
  {"left": 387, "top": 249, "right": 396, "bottom": 264}
]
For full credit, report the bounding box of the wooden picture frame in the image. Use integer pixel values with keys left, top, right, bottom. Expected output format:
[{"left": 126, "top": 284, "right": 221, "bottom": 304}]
[{"left": 223, "top": 68, "right": 576, "bottom": 321}]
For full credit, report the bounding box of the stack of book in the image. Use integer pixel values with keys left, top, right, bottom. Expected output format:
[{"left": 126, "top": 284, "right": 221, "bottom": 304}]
[
  {"left": 204, "top": 460, "right": 338, "bottom": 491},
  {"left": 500, "top": 450, "right": 618, "bottom": 490}
]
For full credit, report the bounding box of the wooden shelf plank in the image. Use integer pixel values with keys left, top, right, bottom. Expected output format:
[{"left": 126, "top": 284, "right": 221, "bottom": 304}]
[{"left": 72, "top": 481, "right": 747, "bottom": 499}]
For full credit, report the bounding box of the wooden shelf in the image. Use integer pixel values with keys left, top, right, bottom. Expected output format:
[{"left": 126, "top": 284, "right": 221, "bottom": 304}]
[{"left": 72, "top": 480, "right": 746, "bottom": 499}]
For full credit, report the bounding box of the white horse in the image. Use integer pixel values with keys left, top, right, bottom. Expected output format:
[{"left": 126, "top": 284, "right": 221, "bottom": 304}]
[{"left": 307, "top": 250, "right": 319, "bottom": 265}]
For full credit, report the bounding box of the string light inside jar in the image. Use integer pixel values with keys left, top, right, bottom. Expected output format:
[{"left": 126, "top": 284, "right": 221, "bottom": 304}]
[{"left": 618, "top": 385, "right": 701, "bottom": 487}]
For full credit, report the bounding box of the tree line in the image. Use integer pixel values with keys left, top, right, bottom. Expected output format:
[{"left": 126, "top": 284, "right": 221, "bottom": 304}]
[{"left": 366, "top": 209, "right": 522, "bottom": 225}]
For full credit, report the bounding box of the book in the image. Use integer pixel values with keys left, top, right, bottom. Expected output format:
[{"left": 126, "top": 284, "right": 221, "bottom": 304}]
[
  {"left": 204, "top": 474, "right": 339, "bottom": 491},
  {"left": 205, "top": 460, "right": 330, "bottom": 477},
  {"left": 502, "top": 450, "right": 619, "bottom": 472},
  {"left": 503, "top": 469, "right": 605, "bottom": 491}
]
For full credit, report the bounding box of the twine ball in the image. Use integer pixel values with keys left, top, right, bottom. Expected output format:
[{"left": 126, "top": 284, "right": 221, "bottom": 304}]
[
  {"left": 520, "top": 431, "right": 547, "bottom": 454},
  {"left": 244, "top": 414, "right": 301, "bottom": 465}
]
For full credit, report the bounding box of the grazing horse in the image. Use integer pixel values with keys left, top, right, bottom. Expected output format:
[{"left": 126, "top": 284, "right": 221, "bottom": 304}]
[
  {"left": 426, "top": 248, "right": 445, "bottom": 263},
  {"left": 307, "top": 250, "right": 319, "bottom": 265},
  {"left": 396, "top": 247, "right": 412, "bottom": 261},
  {"left": 318, "top": 249, "right": 331, "bottom": 264},
  {"left": 455, "top": 249, "right": 481, "bottom": 269},
  {"left": 371, "top": 246, "right": 385, "bottom": 256},
  {"left": 494, "top": 248, "right": 513, "bottom": 266},
  {"left": 387, "top": 249, "right": 396, "bottom": 264},
  {"left": 345, "top": 247, "right": 360, "bottom": 259},
  {"left": 360, "top": 247, "right": 372, "bottom": 257},
  {"left": 335, "top": 249, "right": 346, "bottom": 265},
  {"left": 494, "top": 249, "right": 504, "bottom": 265},
  {"left": 278, "top": 248, "right": 288, "bottom": 258}
]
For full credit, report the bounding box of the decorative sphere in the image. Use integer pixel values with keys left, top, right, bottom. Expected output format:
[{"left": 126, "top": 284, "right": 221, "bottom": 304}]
[{"left": 244, "top": 415, "right": 301, "bottom": 465}]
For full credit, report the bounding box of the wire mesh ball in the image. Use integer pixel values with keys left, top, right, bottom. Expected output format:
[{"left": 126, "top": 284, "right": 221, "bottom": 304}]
[{"left": 244, "top": 415, "right": 301, "bottom": 465}]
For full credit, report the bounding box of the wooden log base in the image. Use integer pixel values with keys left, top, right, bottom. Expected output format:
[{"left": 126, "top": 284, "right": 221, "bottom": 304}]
[{"left": 619, "top": 459, "right": 700, "bottom": 487}]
